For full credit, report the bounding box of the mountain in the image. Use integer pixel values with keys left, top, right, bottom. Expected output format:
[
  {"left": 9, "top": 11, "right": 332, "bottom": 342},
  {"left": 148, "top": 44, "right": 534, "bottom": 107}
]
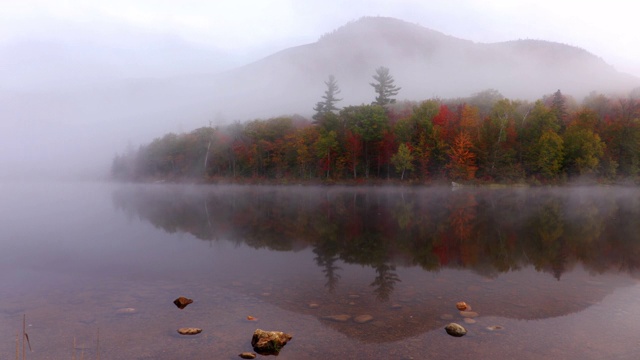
[{"left": 208, "top": 16, "right": 639, "bottom": 119}]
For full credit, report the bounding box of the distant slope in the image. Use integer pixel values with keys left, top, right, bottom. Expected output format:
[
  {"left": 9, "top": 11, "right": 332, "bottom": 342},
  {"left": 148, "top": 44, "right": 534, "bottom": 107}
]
[{"left": 209, "top": 16, "right": 639, "bottom": 119}]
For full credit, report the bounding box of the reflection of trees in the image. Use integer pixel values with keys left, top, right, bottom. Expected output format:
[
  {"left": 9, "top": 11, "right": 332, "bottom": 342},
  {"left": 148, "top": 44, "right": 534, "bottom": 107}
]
[
  {"left": 370, "top": 263, "right": 401, "bottom": 302},
  {"left": 112, "top": 185, "right": 640, "bottom": 297},
  {"left": 314, "top": 247, "right": 341, "bottom": 293}
]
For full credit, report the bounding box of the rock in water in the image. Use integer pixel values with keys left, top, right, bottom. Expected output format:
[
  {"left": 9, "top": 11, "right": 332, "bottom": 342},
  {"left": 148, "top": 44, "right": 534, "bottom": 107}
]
[
  {"left": 177, "top": 328, "right": 202, "bottom": 335},
  {"left": 173, "top": 296, "right": 193, "bottom": 309},
  {"left": 251, "top": 329, "right": 292, "bottom": 355},
  {"left": 445, "top": 323, "right": 467, "bottom": 337},
  {"left": 456, "top": 302, "right": 468, "bottom": 311},
  {"left": 239, "top": 352, "right": 257, "bottom": 359}
]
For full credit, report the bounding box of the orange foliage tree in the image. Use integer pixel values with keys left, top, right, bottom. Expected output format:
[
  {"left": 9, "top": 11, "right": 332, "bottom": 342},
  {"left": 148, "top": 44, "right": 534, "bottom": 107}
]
[{"left": 447, "top": 131, "right": 478, "bottom": 180}]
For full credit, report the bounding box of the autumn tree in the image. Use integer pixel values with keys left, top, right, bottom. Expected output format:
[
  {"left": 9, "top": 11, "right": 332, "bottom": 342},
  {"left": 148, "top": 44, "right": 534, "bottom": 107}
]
[
  {"left": 534, "top": 130, "right": 564, "bottom": 179},
  {"left": 370, "top": 66, "right": 401, "bottom": 106},
  {"left": 315, "top": 130, "right": 338, "bottom": 178},
  {"left": 447, "top": 131, "right": 478, "bottom": 180},
  {"left": 476, "top": 99, "right": 521, "bottom": 180},
  {"left": 562, "top": 110, "right": 605, "bottom": 176},
  {"left": 313, "top": 75, "right": 342, "bottom": 121},
  {"left": 391, "top": 143, "right": 414, "bottom": 180},
  {"left": 341, "top": 105, "right": 389, "bottom": 177}
]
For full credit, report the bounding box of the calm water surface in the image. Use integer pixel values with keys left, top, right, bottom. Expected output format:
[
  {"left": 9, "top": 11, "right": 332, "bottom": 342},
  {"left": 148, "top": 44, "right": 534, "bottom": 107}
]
[{"left": 1, "top": 183, "right": 640, "bottom": 359}]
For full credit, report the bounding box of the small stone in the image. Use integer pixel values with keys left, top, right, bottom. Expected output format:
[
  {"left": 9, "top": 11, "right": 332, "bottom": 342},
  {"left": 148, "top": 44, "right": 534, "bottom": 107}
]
[
  {"left": 445, "top": 323, "right": 467, "bottom": 337},
  {"left": 173, "top": 296, "right": 193, "bottom": 310},
  {"left": 239, "top": 352, "right": 257, "bottom": 359},
  {"left": 460, "top": 311, "right": 479, "bottom": 318},
  {"left": 322, "top": 314, "right": 351, "bottom": 322},
  {"left": 116, "top": 308, "right": 137, "bottom": 314},
  {"left": 463, "top": 318, "right": 476, "bottom": 324},
  {"left": 353, "top": 315, "right": 373, "bottom": 324},
  {"left": 251, "top": 329, "right": 292, "bottom": 355},
  {"left": 486, "top": 325, "right": 504, "bottom": 331},
  {"left": 440, "top": 314, "right": 454, "bottom": 320},
  {"left": 391, "top": 303, "right": 403, "bottom": 309},
  {"left": 308, "top": 303, "right": 319, "bottom": 309},
  {"left": 177, "top": 328, "right": 202, "bottom": 335},
  {"left": 455, "top": 302, "right": 468, "bottom": 311},
  {"left": 246, "top": 316, "right": 258, "bottom": 321}
]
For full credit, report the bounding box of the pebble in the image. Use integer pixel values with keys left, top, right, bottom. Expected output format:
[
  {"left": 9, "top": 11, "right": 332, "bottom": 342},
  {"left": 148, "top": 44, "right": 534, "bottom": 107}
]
[
  {"left": 456, "top": 302, "right": 468, "bottom": 311},
  {"left": 308, "top": 303, "right": 320, "bottom": 309},
  {"left": 322, "top": 314, "right": 351, "bottom": 322},
  {"left": 239, "top": 352, "right": 257, "bottom": 359},
  {"left": 177, "top": 328, "right": 202, "bottom": 335},
  {"left": 459, "top": 311, "right": 479, "bottom": 318},
  {"left": 440, "top": 314, "right": 454, "bottom": 320},
  {"left": 354, "top": 315, "right": 373, "bottom": 324},
  {"left": 444, "top": 323, "right": 467, "bottom": 337},
  {"left": 463, "top": 318, "right": 476, "bottom": 324},
  {"left": 391, "top": 303, "right": 403, "bottom": 310}
]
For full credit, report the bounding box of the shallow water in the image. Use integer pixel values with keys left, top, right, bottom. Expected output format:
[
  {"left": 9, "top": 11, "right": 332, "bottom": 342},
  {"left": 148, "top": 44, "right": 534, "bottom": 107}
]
[{"left": 2, "top": 183, "right": 640, "bottom": 359}]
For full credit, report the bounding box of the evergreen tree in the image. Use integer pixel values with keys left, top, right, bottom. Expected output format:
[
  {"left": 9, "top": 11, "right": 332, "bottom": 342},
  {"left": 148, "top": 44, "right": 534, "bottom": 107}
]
[
  {"left": 551, "top": 89, "right": 568, "bottom": 125},
  {"left": 313, "top": 75, "right": 342, "bottom": 121},
  {"left": 370, "top": 66, "right": 401, "bottom": 106}
]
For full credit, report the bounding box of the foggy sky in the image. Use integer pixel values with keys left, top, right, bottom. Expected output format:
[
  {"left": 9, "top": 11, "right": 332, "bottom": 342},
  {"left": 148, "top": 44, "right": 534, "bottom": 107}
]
[
  {"left": 3, "top": 0, "right": 639, "bottom": 78},
  {"left": 1, "top": 0, "right": 638, "bottom": 181}
]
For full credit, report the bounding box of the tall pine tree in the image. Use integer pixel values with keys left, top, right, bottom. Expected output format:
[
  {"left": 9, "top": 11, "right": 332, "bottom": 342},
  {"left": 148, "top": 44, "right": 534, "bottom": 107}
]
[
  {"left": 370, "top": 66, "right": 401, "bottom": 106},
  {"left": 313, "top": 75, "right": 342, "bottom": 121}
]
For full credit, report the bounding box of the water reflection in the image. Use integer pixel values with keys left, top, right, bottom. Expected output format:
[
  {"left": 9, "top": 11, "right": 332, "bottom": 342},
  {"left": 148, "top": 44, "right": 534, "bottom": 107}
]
[
  {"left": 110, "top": 184, "right": 640, "bottom": 346},
  {"left": 112, "top": 185, "right": 640, "bottom": 284}
]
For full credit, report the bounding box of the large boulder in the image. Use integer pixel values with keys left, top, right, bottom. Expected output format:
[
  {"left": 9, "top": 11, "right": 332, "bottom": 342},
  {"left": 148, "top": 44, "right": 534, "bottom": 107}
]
[{"left": 251, "top": 329, "right": 292, "bottom": 355}]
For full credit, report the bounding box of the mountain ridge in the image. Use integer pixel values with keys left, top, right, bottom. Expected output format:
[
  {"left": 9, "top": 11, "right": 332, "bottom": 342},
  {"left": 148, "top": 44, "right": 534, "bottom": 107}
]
[{"left": 209, "top": 16, "right": 638, "bottom": 120}]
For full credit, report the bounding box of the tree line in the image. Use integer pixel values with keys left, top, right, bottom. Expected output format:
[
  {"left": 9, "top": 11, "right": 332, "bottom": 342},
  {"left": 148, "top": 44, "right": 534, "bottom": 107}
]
[{"left": 112, "top": 67, "right": 640, "bottom": 183}]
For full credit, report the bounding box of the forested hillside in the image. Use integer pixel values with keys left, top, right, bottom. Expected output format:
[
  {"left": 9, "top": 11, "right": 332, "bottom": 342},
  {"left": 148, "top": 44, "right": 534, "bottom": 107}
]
[{"left": 112, "top": 83, "right": 640, "bottom": 184}]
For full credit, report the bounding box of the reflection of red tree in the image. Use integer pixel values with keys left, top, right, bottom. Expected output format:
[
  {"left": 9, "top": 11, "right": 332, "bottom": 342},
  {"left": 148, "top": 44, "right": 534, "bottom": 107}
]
[{"left": 433, "top": 193, "right": 479, "bottom": 266}]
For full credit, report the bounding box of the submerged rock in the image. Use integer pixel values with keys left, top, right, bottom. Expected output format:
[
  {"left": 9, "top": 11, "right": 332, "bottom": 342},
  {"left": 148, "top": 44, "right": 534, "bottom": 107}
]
[
  {"left": 115, "top": 307, "right": 137, "bottom": 315},
  {"left": 177, "top": 328, "right": 202, "bottom": 335},
  {"left": 238, "top": 352, "right": 257, "bottom": 359},
  {"left": 463, "top": 318, "right": 476, "bottom": 324},
  {"left": 456, "top": 302, "right": 468, "bottom": 311},
  {"left": 251, "top": 329, "right": 292, "bottom": 355},
  {"left": 354, "top": 315, "right": 374, "bottom": 324},
  {"left": 459, "top": 311, "right": 479, "bottom": 318},
  {"left": 486, "top": 325, "right": 504, "bottom": 331},
  {"left": 322, "top": 314, "right": 351, "bottom": 322},
  {"left": 445, "top": 323, "right": 467, "bottom": 337},
  {"left": 173, "top": 296, "right": 193, "bottom": 310}
]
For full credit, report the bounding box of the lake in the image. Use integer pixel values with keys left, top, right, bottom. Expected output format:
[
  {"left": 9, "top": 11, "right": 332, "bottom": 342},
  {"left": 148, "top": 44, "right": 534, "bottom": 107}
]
[{"left": 1, "top": 183, "right": 640, "bottom": 359}]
